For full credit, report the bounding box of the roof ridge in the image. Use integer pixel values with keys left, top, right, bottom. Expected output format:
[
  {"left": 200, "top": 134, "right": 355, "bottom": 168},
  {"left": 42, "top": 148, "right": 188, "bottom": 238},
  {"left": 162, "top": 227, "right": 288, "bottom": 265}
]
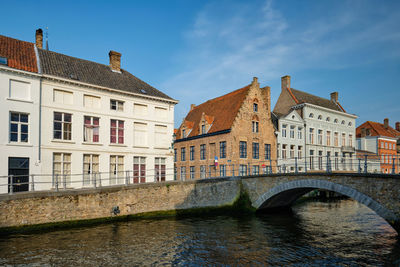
[
  {"left": 0, "top": 34, "right": 34, "bottom": 46},
  {"left": 38, "top": 48, "right": 114, "bottom": 70},
  {"left": 192, "top": 84, "right": 251, "bottom": 110}
]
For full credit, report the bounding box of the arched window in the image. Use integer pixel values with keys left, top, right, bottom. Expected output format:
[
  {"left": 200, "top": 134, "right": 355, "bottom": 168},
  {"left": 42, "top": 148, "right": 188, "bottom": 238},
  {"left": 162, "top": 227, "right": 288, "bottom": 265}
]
[
  {"left": 309, "top": 113, "right": 314, "bottom": 118},
  {"left": 326, "top": 117, "right": 330, "bottom": 122},
  {"left": 341, "top": 120, "right": 345, "bottom": 125},
  {"left": 334, "top": 118, "right": 338, "bottom": 123},
  {"left": 318, "top": 115, "right": 322, "bottom": 120},
  {"left": 348, "top": 122, "right": 352, "bottom": 126}
]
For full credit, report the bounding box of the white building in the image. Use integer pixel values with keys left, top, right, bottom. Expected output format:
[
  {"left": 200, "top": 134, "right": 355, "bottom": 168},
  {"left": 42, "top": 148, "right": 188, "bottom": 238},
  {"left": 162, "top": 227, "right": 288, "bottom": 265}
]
[
  {"left": 273, "top": 75, "right": 357, "bottom": 172},
  {"left": 0, "top": 30, "right": 177, "bottom": 193},
  {"left": 0, "top": 34, "right": 42, "bottom": 193}
]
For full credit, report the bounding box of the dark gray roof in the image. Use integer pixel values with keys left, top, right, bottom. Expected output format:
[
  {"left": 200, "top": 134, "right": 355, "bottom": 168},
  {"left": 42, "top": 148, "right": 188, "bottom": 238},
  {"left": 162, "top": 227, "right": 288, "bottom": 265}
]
[
  {"left": 38, "top": 49, "right": 175, "bottom": 101},
  {"left": 290, "top": 88, "right": 343, "bottom": 112}
]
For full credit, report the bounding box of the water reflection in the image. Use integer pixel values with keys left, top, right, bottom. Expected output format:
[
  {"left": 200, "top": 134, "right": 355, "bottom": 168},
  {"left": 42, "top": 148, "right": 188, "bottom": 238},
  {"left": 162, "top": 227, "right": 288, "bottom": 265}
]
[{"left": 0, "top": 199, "right": 399, "bottom": 266}]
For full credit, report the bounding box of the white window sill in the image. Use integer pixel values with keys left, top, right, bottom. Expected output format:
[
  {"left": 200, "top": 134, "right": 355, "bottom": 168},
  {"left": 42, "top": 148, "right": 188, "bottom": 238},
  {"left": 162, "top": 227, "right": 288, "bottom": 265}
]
[
  {"left": 133, "top": 145, "right": 150, "bottom": 148},
  {"left": 52, "top": 139, "right": 75, "bottom": 144},
  {"left": 154, "top": 147, "right": 169, "bottom": 150},
  {"left": 7, "top": 142, "right": 33, "bottom": 147},
  {"left": 82, "top": 142, "right": 103, "bottom": 146},
  {"left": 6, "top": 97, "right": 33, "bottom": 104},
  {"left": 109, "top": 143, "right": 127, "bottom": 147}
]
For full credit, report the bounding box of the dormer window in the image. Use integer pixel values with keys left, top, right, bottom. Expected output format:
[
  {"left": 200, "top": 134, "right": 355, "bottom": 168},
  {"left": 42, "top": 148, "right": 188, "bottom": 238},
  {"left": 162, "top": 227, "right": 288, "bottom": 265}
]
[
  {"left": 182, "top": 129, "right": 186, "bottom": 138},
  {"left": 341, "top": 120, "right": 345, "bottom": 125},
  {"left": 318, "top": 115, "right": 322, "bottom": 120},
  {"left": 326, "top": 117, "right": 330, "bottom": 122},
  {"left": 201, "top": 124, "right": 206, "bottom": 134},
  {"left": 309, "top": 113, "right": 314, "bottom": 118},
  {"left": 253, "top": 103, "right": 258, "bottom": 112},
  {"left": 334, "top": 118, "right": 338, "bottom": 123}
]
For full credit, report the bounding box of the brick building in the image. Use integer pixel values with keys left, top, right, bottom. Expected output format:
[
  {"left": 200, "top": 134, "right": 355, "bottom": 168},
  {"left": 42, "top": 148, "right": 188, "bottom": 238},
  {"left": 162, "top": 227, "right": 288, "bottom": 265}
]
[
  {"left": 356, "top": 119, "right": 400, "bottom": 173},
  {"left": 173, "top": 77, "right": 276, "bottom": 180}
]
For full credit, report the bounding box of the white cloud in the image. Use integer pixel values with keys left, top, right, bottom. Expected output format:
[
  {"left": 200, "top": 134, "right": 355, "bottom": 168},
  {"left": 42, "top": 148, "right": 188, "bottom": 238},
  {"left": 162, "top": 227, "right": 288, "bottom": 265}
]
[{"left": 161, "top": 0, "right": 400, "bottom": 127}]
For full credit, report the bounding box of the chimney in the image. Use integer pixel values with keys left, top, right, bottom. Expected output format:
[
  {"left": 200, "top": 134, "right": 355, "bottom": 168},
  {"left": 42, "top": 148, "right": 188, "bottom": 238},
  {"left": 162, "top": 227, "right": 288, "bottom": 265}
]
[
  {"left": 330, "top": 92, "right": 338, "bottom": 102},
  {"left": 281, "top": 75, "right": 291, "bottom": 91},
  {"left": 190, "top": 104, "right": 196, "bottom": 111},
  {"left": 252, "top": 77, "right": 258, "bottom": 85},
  {"left": 384, "top": 118, "right": 389, "bottom": 129},
  {"left": 396, "top": 122, "right": 400, "bottom": 131},
  {"left": 35, "top": 29, "right": 43, "bottom": 49},
  {"left": 109, "top": 50, "right": 121, "bottom": 72},
  {"left": 361, "top": 128, "right": 366, "bottom": 137}
]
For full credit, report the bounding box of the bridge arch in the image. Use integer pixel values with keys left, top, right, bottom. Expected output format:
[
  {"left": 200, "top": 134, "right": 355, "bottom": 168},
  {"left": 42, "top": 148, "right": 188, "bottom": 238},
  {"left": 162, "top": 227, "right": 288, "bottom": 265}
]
[{"left": 253, "top": 179, "right": 398, "bottom": 229}]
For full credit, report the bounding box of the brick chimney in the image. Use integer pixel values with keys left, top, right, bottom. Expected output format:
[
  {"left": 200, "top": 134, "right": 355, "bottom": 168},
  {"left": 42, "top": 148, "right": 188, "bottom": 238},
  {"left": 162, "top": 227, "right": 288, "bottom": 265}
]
[
  {"left": 190, "top": 104, "right": 196, "bottom": 111},
  {"left": 384, "top": 118, "right": 389, "bottom": 129},
  {"left": 35, "top": 29, "right": 43, "bottom": 49},
  {"left": 396, "top": 122, "right": 400, "bottom": 131},
  {"left": 109, "top": 50, "right": 121, "bottom": 72},
  {"left": 281, "top": 75, "right": 291, "bottom": 91},
  {"left": 330, "top": 92, "right": 338, "bottom": 102}
]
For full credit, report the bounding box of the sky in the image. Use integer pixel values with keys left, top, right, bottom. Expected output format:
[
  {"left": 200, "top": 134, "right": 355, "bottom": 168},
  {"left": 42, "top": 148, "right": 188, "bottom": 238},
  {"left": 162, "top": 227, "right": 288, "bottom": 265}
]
[{"left": 2, "top": 0, "right": 400, "bottom": 128}]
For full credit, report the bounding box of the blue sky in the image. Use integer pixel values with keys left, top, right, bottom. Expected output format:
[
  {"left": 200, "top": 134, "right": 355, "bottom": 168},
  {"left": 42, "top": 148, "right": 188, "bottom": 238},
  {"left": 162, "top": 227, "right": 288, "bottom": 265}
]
[{"left": 2, "top": 0, "right": 399, "bottom": 128}]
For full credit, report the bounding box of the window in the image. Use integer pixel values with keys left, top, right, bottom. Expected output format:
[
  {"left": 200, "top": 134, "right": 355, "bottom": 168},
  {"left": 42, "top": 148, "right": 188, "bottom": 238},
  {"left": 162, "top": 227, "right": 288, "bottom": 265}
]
[
  {"left": 326, "top": 117, "right": 331, "bottom": 122},
  {"left": 341, "top": 120, "right": 345, "bottom": 125},
  {"left": 201, "top": 124, "right": 206, "bottom": 134},
  {"left": 341, "top": 133, "right": 346, "bottom": 146},
  {"left": 220, "top": 165, "right": 226, "bottom": 177},
  {"left": 290, "top": 145, "right": 295, "bottom": 158},
  {"left": 252, "top": 143, "right": 259, "bottom": 159},
  {"left": 282, "top": 144, "right": 287, "bottom": 159},
  {"left": 187, "top": 146, "right": 193, "bottom": 161},
  {"left": 53, "top": 89, "right": 72, "bottom": 105},
  {"left": 190, "top": 166, "right": 195, "bottom": 179},
  {"left": 110, "top": 119, "right": 124, "bottom": 144},
  {"left": 309, "top": 150, "right": 314, "bottom": 170},
  {"left": 180, "top": 167, "right": 186, "bottom": 181},
  {"left": 9, "top": 112, "right": 28, "bottom": 143},
  {"left": 318, "top": 115, "right": 322, "bottom": 120},
  {"left": 83, "top": 154, "right": 99, "bottom": 185},
  {"left": 265, "top": 144, "right": 271, "bottom": 160},
  {"left": 134, "top": 103, "right": 148, "bottom": 116},
  {"left": 84, "top": 116, "right": 99, "bottom": 143},
  {"left": 309, "top": 128, "right": 314, "bottom": 144},
  {"left": 298, "top": 146, "right": 303, "bottom": 159},
  {"left": 252, "top": 121, "right": 259, "bottom": 133},
  {"left": 282, "top": 124, "right": 287, "bottom": 137},
  {"left": 181, "top": 147, "right": 186, "bottom": 161},
  {"left": 0, "top": 56, "right": 7, "bottom": 65},
  {"left": 309, "top": 113, "right": 314, "bottom": 118},
  {"left": 155, "top": 157, "right": 166, "bottom": 182},
  {"left": 220, "top": 141, "right": 226, "bottom": 158},
  {"left": 326, "top": 131, "right": 331, "bottom": 146},
  {"left": 277, "top": 143, "right": 280, "bottom": 159},
  {"left": 385, "top": 142, "right": 388, "bottom": 149},
  {"left": 110, "top": 155, "right": 124, "bottom": 184},
  {"left": 290, "top": 126, "right": 295, "bottom": 139},
  {"left": 110, "top": 99, "right": 124, "bottom": 111},
  {"left": 54, "top": 112, "right": 72, "bottom": 140},
  {"left": 134, "top": 122, "right": 148, "bottom": 146},
  {"left": 298, "top": 127, "right": 303, "bottom": 139},
  {"left": 200, "top": 144, "right": 206, "bottom": 160},
  {"left": 133, "top": 157, "right": 146, "bottom": 183},
  {"left": 252, "top": 165, "right": 259, "bottom": 175},
  {"left": 239, "top": 141, "right": 247, "bottom": 158},
  {"left": 348, "top": 134, "right": 353, "bottom": 147},
  {"left": 348, "top": 122, "right": 352, "bottom": 126},
  {"left": 84, "top": 95, "right": 100, "bottom": 108},
  {"left": 174, "top": 149, "right": 177, "bottom": 162},
  {"left": 53, "top": 153, "right": 71, "bottom": 187},
  {"left": 155, "top": 107, "right": 167, "bottom": 120},
  {"left": 318, "top": 129, "right": 323, "bottom": 145},
  {"left": 209, "top": 165, "right": 214, "bottom": 178},
  {"left": 155, "top": 125, "right": 168, "bottom": 148},
  {"left": 239, "top": 165, "right": 247, "bottom": 176},
  {"left": 334, "top": 119, "right": 338, "bottom": 123},
  {"left": 200, "top": 165, "right": 206, "bottom": 179},
  {"left": 253, "top": 103, "right": 258, "bottom": 112},
  {"left": 318, "top": 151, "right": 323, "bottom": 170},
  {"left": 182, "top": 129, "right": 186, "bottom": 138},
  {"left": 334, "top": 132, "right": 339, "bottom": 146}
]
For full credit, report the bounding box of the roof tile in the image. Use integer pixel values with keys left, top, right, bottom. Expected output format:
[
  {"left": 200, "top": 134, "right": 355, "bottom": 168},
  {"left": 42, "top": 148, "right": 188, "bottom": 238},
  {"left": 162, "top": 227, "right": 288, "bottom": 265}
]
[{"left": 0, "top": 35, "right": 38, "bottom": 73}]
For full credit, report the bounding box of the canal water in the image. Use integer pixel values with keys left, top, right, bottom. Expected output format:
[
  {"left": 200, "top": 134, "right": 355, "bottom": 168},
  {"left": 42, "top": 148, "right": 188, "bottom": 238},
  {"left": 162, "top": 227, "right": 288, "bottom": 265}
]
[{"left": 1, "top": 199, "right": 399, "bottom": 266}]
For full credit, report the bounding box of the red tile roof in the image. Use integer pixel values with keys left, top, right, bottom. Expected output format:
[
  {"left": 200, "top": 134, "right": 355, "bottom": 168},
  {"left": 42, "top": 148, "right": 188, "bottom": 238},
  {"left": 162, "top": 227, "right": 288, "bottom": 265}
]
[
  {"left": 0, "top": 35, "right": 38, "bottom": 73},
  {"left": 356, "top": 121, "right": 400, "bottom": 138},
  {"left": 176, "top": 84, "right": 251, "bottom": 139}
]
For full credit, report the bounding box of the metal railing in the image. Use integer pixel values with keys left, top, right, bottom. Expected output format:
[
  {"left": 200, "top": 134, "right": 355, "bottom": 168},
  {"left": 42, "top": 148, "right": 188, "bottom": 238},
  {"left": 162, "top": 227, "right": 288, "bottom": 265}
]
[{"left": 1, "top": 154, "right": 399, "bottom": 195}]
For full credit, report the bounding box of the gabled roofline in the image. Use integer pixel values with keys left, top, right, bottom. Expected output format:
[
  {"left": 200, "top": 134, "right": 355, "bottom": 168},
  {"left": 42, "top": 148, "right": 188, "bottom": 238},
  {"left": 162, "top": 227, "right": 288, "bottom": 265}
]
[
  {"left": 293, "top": 103, "right": 357, "bottom": 118},
  {"left": 41, "top": 73, "right": 179, "bottom": 105},
  {"left": 174, "top": 129, "right": 231, "bottom": 143}
]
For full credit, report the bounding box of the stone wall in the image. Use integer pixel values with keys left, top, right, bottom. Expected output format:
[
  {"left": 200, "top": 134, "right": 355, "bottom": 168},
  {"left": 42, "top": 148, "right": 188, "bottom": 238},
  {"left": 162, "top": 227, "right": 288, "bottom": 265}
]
[{"left": 0, "top": 178, "right": 241, "bottom": 229}]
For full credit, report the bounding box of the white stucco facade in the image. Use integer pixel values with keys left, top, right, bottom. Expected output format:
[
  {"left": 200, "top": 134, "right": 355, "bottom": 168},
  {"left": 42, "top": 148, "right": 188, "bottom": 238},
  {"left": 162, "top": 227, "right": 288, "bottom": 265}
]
[
  {"left": 38, "top": 77, "right": 176, "bottom": 190},
  {"left": 0, "top": 66, "right": 42, "bottom": 193}
]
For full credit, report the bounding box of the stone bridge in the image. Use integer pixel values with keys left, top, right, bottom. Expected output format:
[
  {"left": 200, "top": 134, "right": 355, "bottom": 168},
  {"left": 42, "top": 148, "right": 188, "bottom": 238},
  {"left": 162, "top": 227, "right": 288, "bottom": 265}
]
[
  {"left": 240, "top": 173, "right": 400, "bottom": 232},
  {"left": 1, "top": 172, "right": 400, "bottom": 233}
]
